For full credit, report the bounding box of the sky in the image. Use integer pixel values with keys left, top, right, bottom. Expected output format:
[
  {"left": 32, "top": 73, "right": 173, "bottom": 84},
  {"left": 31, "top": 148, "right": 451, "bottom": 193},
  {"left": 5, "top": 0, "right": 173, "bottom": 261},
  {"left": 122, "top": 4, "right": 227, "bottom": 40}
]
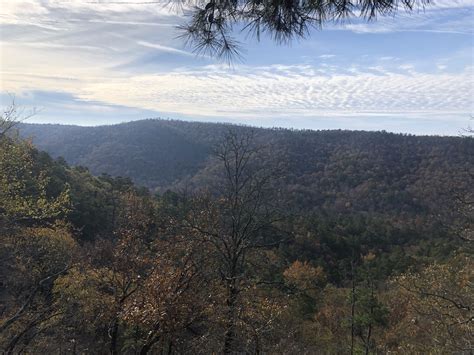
[{"left": 0, "top": 0, "right": 473, "bottom": 135}]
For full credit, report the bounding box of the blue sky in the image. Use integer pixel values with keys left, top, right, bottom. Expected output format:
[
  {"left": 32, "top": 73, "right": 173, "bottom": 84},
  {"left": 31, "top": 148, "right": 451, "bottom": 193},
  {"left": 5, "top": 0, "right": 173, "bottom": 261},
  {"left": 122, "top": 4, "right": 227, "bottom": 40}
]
[{"left": 1, "top": 0, "right": 473, "bottom": 135}]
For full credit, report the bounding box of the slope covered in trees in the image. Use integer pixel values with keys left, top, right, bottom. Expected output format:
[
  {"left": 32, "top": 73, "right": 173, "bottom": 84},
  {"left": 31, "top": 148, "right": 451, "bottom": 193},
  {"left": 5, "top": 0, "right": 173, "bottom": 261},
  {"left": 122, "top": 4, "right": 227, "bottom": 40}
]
[
  {"left": 20, "top": 119, "right": 473, "bottom": 218},
  {"left": 2, "top": 123, "right": 473, "bottom": 353}
]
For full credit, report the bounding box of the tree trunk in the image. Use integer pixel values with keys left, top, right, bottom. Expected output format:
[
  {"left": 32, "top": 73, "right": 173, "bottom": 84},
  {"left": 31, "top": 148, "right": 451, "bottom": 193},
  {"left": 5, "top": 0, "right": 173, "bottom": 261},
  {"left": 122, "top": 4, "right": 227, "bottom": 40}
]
[
  {"left": 139, "top": 343, "right": 152, "bottom": 355},
  {"left": 365, "top": 324, "right": 372, "bottom": 355},
  {"left": 364, "top": 281, "right": 374, "bottom": 355},
  {"left": 223, "top": 279, "right": 239, "bottom": 354},
  {"left": 110, "top": 318, "right": 119, "bottom": 355},
  {"left": 350, "top": 258, "right": 356, "bottom": 355},
  {"left": 139, "top": 331, "right": 159, "bottom": 355}
]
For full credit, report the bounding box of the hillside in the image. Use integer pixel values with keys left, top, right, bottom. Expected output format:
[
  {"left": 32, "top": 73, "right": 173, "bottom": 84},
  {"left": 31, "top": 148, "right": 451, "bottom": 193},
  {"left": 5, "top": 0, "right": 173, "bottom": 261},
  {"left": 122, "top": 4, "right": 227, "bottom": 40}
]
[
  {"left": 3, "top": 119, "right": 473, "bottom": 354},
  {"left": 19, "top": 119, "right": 474, "bottom": 218}
]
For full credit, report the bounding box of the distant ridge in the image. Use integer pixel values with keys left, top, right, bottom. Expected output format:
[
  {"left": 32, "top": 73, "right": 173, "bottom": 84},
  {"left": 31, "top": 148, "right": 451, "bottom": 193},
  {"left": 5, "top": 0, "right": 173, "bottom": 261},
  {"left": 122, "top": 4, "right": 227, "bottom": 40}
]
[{"left": 19, "top": 119, "right": 473, "bottom": 217}]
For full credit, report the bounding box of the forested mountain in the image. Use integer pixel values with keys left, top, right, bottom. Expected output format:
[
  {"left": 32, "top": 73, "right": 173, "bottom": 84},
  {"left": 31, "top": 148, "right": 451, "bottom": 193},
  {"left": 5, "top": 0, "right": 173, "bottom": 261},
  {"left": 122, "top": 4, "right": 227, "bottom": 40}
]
[
  {"left": 20, "top": 119, "right": 473, "bottom": 218},
  {"left": 2, "top": 120, "right": 472, "bottom": 354}
]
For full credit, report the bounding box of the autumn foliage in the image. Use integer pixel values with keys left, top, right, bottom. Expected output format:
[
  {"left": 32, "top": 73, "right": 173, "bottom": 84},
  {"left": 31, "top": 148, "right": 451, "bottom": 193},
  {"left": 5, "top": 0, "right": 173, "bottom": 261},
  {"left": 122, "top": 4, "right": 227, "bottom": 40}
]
[{"left": 1, "top": 124, "right": 472, "bottom": 354}]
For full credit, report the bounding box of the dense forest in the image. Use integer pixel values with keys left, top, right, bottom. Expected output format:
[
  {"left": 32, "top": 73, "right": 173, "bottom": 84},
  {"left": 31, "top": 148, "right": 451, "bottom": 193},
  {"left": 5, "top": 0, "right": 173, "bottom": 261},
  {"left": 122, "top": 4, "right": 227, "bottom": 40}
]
[
  {"left": 1, "top": 119, "right": 472, "bottom": 353},
  {"left": 20, "top": 119, "right": 473, "bottom": 214}
]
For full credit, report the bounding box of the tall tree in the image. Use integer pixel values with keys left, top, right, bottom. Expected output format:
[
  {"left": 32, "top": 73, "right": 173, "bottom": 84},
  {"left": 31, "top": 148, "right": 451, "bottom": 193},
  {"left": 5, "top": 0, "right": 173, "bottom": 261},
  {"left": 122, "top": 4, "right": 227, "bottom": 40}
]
[{"left": 185, "top": 130, "right": 283, "bottom": 353}]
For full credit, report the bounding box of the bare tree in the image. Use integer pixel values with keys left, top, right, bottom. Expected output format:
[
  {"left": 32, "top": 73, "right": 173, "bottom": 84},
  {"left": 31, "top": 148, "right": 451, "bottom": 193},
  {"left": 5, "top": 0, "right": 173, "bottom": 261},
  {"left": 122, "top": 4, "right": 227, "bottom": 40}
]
[
  {"left": 185, "top": 129, "right": 285, "bottom": 353},
  {"left": 0, "top": 97, "right": 37, "bottom": 138}
]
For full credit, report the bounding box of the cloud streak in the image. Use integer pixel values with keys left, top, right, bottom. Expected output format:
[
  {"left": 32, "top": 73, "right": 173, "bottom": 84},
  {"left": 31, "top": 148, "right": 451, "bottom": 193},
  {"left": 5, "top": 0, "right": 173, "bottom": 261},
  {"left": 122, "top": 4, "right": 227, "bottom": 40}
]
[{"left": 136, "top": 40, "right": 193, "bottom": 56}]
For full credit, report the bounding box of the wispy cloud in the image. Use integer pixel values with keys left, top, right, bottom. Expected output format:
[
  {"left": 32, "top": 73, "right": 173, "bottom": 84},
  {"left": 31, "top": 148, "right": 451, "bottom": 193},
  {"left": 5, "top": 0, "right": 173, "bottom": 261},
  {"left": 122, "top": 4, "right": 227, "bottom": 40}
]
[
  {"left": 38, "top": 65, "right": 470, "bottom": 119},
  {"left": 136, "top": 40, "right": 193, "bottom": 56},
  {"left": 1, "top": 0, "right": 473, "bottom": 134}
]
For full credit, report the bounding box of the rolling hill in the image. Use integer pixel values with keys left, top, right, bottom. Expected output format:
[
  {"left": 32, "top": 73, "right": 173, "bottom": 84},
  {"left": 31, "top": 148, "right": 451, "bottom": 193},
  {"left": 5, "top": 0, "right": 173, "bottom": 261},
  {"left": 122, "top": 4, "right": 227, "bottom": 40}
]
[{"left": 19, "top": 119, "right": 474, "bottom": 217}]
